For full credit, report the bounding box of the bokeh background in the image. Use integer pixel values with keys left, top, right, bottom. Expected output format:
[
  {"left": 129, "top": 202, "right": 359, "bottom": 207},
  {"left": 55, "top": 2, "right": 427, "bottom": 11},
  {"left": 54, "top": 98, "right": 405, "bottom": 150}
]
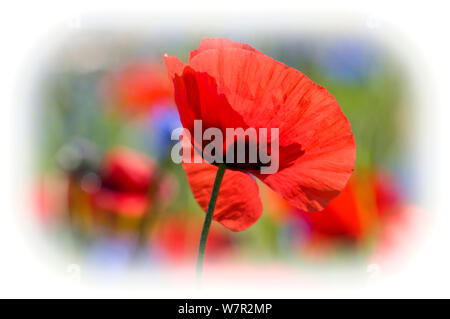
[{"left": 31, "top": 28, "right": 424, "bottom": 284}]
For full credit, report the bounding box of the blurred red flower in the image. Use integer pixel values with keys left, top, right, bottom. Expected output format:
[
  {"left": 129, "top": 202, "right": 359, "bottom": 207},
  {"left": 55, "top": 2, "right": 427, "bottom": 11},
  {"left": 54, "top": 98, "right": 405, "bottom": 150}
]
[
  {"left": 294, "top": 169, "right": 405, "bottom": 250},
  {"left": 372, "top": 169, "right": 403, "bottom": 217},
  {"left": 104, "top": 61, "right": 173, "bottom": 114},
  {"left": 164, "top": 38, "right": 356, "bottom": 231},
  {"left": 32, "top": 173, "right": 68, "bottom": 226},
  {"left": 297, "top": 174, "right": 377, "bottom": 242},
  {"left": 91, "top": 147, "right": 157, "bottom": 218},
  {"left": 153, "top": 215, "right": 233, "bottom": 263}
]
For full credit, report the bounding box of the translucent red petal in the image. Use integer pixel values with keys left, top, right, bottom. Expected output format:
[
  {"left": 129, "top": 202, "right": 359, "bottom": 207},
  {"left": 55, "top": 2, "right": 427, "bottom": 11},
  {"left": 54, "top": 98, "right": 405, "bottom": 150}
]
[{"left": 183, "top": 159, "right": 263, "bottom": 231}]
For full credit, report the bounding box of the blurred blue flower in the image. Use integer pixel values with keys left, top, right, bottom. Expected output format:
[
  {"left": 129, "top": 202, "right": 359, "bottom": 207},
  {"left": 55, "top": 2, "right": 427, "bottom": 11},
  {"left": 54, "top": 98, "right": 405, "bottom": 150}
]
[
  {"left": 85, "top": 237, "right": 135, "bottom": 275},
  {"left": 278, "top": 214, "right": 311, "bottom": 253},
  {"left": 148, "top": 103, "right": 181, "bottom": 161},
  {"left": 317, "top": 37, "right": 379, "bottom": 83}
]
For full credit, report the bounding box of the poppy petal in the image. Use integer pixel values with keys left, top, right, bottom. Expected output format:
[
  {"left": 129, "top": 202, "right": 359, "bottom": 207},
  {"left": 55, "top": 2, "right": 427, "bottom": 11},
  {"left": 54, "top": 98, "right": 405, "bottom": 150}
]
[
  {"left": 183, "top": 160, "right": 263, "bottom": 231},
  {"left": 189, "top": 37, "right": 262, "bottom": 62},
  {"left": 188, "top": 47, "right": 329, "bottom": 139},
  {"left": 163, "top": 57, "right": 201, "bottom": 134},
  {"left": 252, "top": 130, "right": 355, "bottom": 212},
  {"left": 164, "top": 54, "right": 186, "bottom": 78},
  {"left": 164, "top": 55, "right": 249, "bottom": 146}
]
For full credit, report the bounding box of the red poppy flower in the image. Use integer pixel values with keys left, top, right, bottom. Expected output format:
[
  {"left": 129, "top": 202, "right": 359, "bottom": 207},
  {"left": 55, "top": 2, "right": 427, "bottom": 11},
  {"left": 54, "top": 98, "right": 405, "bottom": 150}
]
[
  {"left": 294, "top": 169, "right": 407, "bottom": 248},
  {"left": 164, "top": 38, "right": 356, "bottom": 231},
  {"left": 296, "top": 174, "right": 377, "bottom": 242},
  {"left": 372, "top": 169, "right": 402, "bottom": 216},
  {"left": 105, "top": 61, "right": 173, "bottom": 114},
  {"left": 33, "top": 174, "right": 68, "bottom": 226},
  {"left": 153, "top": 216, "right": 232, "bottom": 262},
  {"left": 91, "top": 147, "right": 156, "bottom": 217}
]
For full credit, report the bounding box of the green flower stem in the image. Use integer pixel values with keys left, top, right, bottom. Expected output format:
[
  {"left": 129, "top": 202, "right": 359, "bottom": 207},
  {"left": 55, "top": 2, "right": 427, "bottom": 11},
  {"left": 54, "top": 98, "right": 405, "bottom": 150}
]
[{"left": 196, "top": 163, "right": 226, "bottom": 283}]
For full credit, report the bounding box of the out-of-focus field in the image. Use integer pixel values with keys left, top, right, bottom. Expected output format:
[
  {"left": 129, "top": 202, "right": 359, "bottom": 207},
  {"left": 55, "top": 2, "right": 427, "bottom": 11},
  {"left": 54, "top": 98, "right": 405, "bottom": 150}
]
[{"left": 32, "top": 30, "right": 422, "bottom": 278}]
